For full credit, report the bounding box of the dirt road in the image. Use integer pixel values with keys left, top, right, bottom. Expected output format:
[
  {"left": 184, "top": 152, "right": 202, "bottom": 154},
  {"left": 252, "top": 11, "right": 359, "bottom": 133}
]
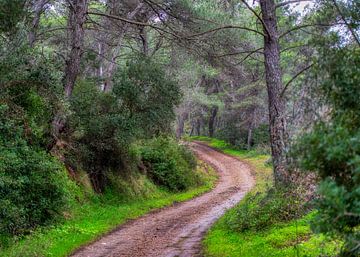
[{"left": 71, "top": 142, "right": 254, "bottom": 257}]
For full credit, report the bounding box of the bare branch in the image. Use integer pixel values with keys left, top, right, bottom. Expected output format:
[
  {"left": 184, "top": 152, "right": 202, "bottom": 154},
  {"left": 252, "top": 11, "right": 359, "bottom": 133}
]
[
  {"left": 280, "top": 22, "right": 345, "bottom": 38},
  {"left": 235, "top": 48, "right": 264, "bottom": 65},
  {"left": 185, "top": 25, "right": 265, "bottom": 38},
  {"left": 240, "top": 0, "right": 270, "bottom": 37},
  {"left": 280, "top": 43, "right": 309, "bottom": 53},
  {"left": 87, "top": 11, "right": 181, "bottom": 39},
  {"left": 214, "top": 47, "right": 264, "bottom": 57},
  {"left": 88, "top": 11, "right": 264, "bottom": 40},
  {"left": 280, "top": 63, "right": 314, "bottom": 98}
]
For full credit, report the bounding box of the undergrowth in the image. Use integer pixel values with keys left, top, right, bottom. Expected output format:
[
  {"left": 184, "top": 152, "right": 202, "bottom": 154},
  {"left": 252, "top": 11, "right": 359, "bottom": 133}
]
[{"left": 0, "top": 160, "right": 217, "bottom": 257}]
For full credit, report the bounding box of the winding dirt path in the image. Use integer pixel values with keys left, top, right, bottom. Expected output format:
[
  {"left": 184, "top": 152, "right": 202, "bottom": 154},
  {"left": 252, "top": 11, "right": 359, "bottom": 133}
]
[{"left": 71, "top": 142, "right": 254, "bottom": 257}]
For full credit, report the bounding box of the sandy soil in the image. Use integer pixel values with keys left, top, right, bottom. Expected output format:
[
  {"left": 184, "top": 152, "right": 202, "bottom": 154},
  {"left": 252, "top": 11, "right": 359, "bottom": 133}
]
[{"left": 71, "top": 142, "right": 254, "bottom": 257}]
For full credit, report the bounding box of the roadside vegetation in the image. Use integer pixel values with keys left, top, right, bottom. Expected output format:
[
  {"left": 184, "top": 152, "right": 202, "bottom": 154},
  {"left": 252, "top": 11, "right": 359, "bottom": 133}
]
[
  {"left": 188, "top": 137, "right": 339, "bottom": 257},
  {"left": 0, "top": 154, "right": 217, "bottom": 257}
]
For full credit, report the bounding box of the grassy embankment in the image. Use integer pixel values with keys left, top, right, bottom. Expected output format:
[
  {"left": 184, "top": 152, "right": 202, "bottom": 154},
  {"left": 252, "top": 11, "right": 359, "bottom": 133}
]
[
  {"left": 189, "top": 136, "right": 339, "bottom": 257},
  {"left": 0, "top": 161, "right": 217, "bottom": 257}
]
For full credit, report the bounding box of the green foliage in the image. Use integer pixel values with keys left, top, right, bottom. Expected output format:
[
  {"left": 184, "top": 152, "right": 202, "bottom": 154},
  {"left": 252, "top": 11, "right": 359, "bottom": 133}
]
[
  {"left": 0, "top": 161, "right": 217, "bottom": 257},
  {"left": 227, "top": 187, "right": 307, "bottom": 232},
  {"left": 195, "top": 137, "right": 338, "bottom": 257},
  {"left": 0, "top": 44, "right": 75, "bottom": 238},
  {"left": 0, "top": 0, "right": 25, "bottom": 33},
  {"left": 0, "top": 105, "right": 73, "bottom": 237},
  {"left": 215, "top": 122, "right": 269, "bottom": 150},
  {"left": 204, "top": 213, "right": 339, "bottom": 257},
  {"left": 68, "top": 58, "right": 181, "bottom": 192},
  {"left": 296, "top": 48, "right": 360, "bottom": 256},
  {"left": 113, "top": 57, "right": 181, "bottom": 136},
  {"left": 137, "top": 137, "right": 199, "bottom": 191},
  {"left": 0, "top": 44, "right": 63, "bottom": 148}
]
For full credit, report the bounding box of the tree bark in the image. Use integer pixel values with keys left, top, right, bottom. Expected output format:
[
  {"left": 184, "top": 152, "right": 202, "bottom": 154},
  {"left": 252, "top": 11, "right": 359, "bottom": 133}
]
[
  {"left": 52, "top": 0, "right": 88, "bottom": 138},
  {"left": 28, "top": 0, "right": 49, "bottom": 47},
  {"left": 63, "top": 0, "right": 88, "bottom": 98},
  {"left": 139, "top": 26, "right": 149, "bottom": 56},
  {"left": 102, "top": 2, "right": 145, "bottom": 93},
  {"left": 196, "top": 119, "right": 201, "bottom": 136},
  {"left": 176, "top": 112, "right": 187, "bottom": 139},
  {"left": 260, "top": 0, "right": 289, "bottom": 186},
  {"left": 247, "top": 106, "right": 258, "bottom": 150},
  {"left": 208, "top": 106, "right": 218, "bottom": 137}
]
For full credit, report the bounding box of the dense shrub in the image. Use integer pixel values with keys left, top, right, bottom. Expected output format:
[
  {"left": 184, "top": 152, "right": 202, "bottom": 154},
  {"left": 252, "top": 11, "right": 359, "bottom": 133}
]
[
  {"left": 0, "top": 44, "right": 63, "bottom": 148},
  {"left": 0, "top": 0, "right": 25, "bottom": 33},
  {"left": 68, "top": 58, "right": 181, "bottom": 192},
  {"left": 0, "top": 105, "right": 73, "bottom": 236},
  {"left": 0, "top": 44, "right": 77, "bottom": 238},
  {"left": 227, "top": 187, "right": 308, "bottom": 232},
  {"left": 137, "top": 137, "right": 199, "bottom": 191},
  {"left": 296, "top": 48, "right": 360, "bottom": 256}
]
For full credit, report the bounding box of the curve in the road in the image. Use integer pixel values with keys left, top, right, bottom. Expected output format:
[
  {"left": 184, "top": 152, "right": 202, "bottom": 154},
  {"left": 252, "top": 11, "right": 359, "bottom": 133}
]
[{"left": 71, "top": 142, "right": 254, "bottom": 257}]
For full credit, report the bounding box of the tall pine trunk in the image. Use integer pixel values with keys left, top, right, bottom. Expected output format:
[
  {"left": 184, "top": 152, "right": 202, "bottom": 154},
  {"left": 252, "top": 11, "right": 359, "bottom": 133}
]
[
  {"left": 63, "top": 0, "right": 88, "bottom": 98},
  {"left": 52, "top": 0, "right": 88, "bottom": 138},
  {"left": 260, "top": 0, "right": 289, "bottom": 186}
]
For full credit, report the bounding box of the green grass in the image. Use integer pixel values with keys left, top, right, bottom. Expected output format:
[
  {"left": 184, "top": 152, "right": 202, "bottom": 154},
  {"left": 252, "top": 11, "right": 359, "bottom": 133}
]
[
  {"left": 188, "top": 136, "right": 340, "bottom": 257},
  {"left": 0, "top": 162, "right": 217, "bottom": 257}
]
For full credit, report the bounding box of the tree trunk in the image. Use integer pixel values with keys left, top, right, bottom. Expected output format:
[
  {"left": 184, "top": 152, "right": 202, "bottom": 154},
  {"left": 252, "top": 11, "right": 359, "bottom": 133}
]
[
  {"left": 260, "top": 0, "right": 289, "bottom": 186},
  {"left": 28, "top": 0, "right": 49, "bottom": 47},
  {"left": 189, "top": 123, "right": 194, "bottom": 136},
  {"left": 247, "top": 118, "right": 254, "bottom": 150},
  {"left": 208, "top": 106, "right": 218, "bottom": 137},
  {"left": 63, "top": 0, "right": 88, "bottom": 98},
  {"left": 196, "top": 119, "right": 201, "bottom": 136},
  {"left": 176, "top": 112, "right": 187, "bottom": 139},
  {"left": 102, "top": 3, "right": 144, "bottom": 93},
  {"left": 52, "top": 0, "right": 88, "bottom": 138},
  {"left": 139, "top": 26, "right": 149, "bottom": 56}
]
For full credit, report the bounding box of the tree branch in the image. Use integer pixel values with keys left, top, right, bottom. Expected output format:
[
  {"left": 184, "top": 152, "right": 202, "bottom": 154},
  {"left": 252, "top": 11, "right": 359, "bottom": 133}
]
[
  {"left": 185, "top": 25, "right": 264, "bottom": 38},
  {"left": 88, "top": 11, "right": 264, "bottom": 40},
  {"left": 240, "top": 0, "right": 270, "bottom": 37},
  {"left": 235, "top": 48, "right": 264, "bottom": 65},
  {"left": 280, "top": 22, "right": 345, "bottom": 38},
  {"left": 87, "top": 11, "right": 180, "bottom": 39},
  {"left": 332, "top": 0, "right": 360, "bottom": 47},
  {"left": 280, "top": 63, "right": 314, "bottom": 98},
  {"left": 215, "top": 47, "right": 264, "bottom": 57}
]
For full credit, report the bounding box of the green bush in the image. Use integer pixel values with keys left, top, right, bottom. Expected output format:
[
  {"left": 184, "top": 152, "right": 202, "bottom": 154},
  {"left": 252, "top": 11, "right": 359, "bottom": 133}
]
[
  {"left": 68, "top": 57, "right": 181, "bottom": 192},
  {"left": 137, "top": 137, "right": 199, "bottom": 191},
  {"left": 296, "top": 48, "right": 360, "bottom": 256},
  {"left": 66, "top": 58, "right": 180, "bottom": 192},
  {"left": 0, "top": 43, "right": 63, "bottom": 148},
  {"left": 0, "top": 105, "right": 73, "bottom": 236},
  {"left": 227, "top": 187, "right": 308, "bottom": 232}
]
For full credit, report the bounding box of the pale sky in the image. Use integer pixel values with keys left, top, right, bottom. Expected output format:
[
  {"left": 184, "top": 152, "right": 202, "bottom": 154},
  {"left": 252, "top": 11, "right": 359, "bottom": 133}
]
[{"left": 250, "top": 0, "right": 315, "bottom": 14}]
